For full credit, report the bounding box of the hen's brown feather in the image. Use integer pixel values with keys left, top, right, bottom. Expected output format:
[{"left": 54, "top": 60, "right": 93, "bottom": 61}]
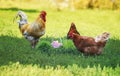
[{"left": 67, "top": 23, "right": 110, "bottom": 55}]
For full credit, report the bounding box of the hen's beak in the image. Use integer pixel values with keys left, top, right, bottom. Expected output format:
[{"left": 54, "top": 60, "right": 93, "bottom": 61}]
[{"left": 67, "top": 34, "right": 71, "bottom": 39}]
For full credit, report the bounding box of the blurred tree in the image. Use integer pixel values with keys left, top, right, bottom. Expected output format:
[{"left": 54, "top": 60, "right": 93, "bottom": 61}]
[
  {"left": 50, "top": 0, "right": 69, "bottom": 11},
  {"left": 0, "top": 0, "right": 120, "bottom": 10},
  {"left": 88, "top": 0, "right": 93, "bottom": 9},
  {"left": 50, "top": 0, "right": 81, "bottom": 11},
  {"left": 111, "top": 0, "right": 118, "bottom": 10},
  {"left": 94, "top": 0, "right": 99, "bottom": 8}
]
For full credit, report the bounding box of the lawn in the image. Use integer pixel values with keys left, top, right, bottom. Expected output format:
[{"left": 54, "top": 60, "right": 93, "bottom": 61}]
[{"left": 0, "top": 1, "right": 120, "bottom": 76}]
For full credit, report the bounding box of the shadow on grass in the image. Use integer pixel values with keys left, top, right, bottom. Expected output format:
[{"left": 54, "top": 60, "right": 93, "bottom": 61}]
[
  {"left": 0, "top": 7, "right": 38, "bottom": 12},
  {"left": 0, "top": 35, "right": 120, "bottom": 68}
]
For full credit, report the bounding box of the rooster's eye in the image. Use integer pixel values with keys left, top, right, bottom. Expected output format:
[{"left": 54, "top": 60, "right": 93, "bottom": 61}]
[{"left": 103, "top": 37, "right": 106, "bottom": 38}]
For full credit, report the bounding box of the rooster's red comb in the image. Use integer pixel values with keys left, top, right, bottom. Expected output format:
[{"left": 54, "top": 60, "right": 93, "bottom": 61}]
[{"left": 40, "top": 11, "right": 47, "bottom": 15}]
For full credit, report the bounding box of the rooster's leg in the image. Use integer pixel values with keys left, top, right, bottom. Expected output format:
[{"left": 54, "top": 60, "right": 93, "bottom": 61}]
[
  {"left": 31, "top": 39, "right": 39, "bottom": 48},
  {"left": 31, "top": 40, "right": 36, "bottom": 48}
]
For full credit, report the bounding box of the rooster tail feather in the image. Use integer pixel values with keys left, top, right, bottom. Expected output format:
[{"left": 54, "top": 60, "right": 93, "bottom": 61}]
[
  {"left": 14, "top": 10, "right": 28, "bottom": 28},
  {"left": 13, "top": 13, "right": 19, "bottom": 23}
]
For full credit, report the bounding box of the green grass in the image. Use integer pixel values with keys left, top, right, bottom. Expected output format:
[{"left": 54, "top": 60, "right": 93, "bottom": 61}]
[
  {"left": 0, "top": 1, "right": 120, "bottom": 76},
  {"left": 0, "top": 62, "right": 120, "bottom": 76}
]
